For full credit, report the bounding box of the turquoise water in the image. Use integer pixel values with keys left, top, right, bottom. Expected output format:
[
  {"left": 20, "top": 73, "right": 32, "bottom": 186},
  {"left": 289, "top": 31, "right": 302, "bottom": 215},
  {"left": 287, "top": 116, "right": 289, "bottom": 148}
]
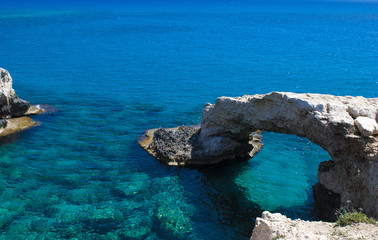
[{"left": 0, "top": 0, "right": 377, "bottom": 239}]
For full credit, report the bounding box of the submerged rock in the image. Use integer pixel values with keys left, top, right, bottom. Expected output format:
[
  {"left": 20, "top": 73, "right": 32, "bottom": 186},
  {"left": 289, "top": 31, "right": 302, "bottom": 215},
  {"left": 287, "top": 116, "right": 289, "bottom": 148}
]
[
  {"left": 140, "top": 92, "right": 378, "bottom": 219},
  {"left": 0, "top": 116, "right": 40, "bottom": 137}
]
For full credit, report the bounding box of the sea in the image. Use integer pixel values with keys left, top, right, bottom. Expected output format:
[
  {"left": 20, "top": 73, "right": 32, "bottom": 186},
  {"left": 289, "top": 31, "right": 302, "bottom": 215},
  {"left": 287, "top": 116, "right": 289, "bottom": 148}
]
[{"left": 0, "top": 0, "right": 377, "bottom": 239}]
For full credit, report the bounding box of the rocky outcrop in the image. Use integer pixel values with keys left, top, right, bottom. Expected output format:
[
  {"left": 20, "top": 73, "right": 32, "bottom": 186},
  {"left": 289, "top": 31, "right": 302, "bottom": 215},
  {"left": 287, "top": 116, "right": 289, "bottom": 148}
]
[
  {"left": 250, "top": 211, "right": 377, "bottom": 240},
  {"left": 140, "top": 92, "right": 378, "bottom": 219},
  {"left": 139, "top": 125, "right": 263, "bottom": 166},
  {"left": 0, "top": 68, "right": 44, "bottom": 136}
]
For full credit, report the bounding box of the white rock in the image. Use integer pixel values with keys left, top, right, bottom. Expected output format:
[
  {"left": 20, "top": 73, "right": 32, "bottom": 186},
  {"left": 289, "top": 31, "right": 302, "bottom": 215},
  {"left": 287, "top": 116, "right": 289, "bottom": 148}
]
[
  {"left": 0, "top": 68, "right": 30, "bottom": 118},
  {"left": 355, "top": 116, "right": 378, "bottom": 137},
  {"left": 0, "top": 68, "right": 17, "bottom": 100},
  {"left": 250, "top": 211, "right": 378, "bottom": 240}
]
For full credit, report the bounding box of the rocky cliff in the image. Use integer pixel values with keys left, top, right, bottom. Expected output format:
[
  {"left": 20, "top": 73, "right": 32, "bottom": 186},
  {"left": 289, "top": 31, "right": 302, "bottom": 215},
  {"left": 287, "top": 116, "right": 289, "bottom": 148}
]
[
  {"left": 0, "top": 68, "right": 43, "bottom": 136},
  {"left": 140, "top": 92, "right": 378, "bottom": 219},
  {"left": 250, "top": 211, "right": 377, "bottom": 240}
]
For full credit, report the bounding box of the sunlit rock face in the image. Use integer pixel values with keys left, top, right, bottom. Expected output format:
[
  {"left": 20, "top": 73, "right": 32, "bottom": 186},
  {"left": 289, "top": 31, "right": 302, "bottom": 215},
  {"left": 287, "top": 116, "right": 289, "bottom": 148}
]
[
  {"left": 0, "top": 68, "right": 30, "bottom": 119},
  {"left": 141, "top": 92, "right": 378, "bottom": 219}
]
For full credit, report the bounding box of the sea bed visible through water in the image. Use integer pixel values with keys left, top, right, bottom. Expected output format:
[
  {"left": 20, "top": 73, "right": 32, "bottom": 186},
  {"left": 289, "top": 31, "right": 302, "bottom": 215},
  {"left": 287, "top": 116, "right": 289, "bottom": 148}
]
[{"left": 0, "top": 1, "right": 377, "bottom": 239}]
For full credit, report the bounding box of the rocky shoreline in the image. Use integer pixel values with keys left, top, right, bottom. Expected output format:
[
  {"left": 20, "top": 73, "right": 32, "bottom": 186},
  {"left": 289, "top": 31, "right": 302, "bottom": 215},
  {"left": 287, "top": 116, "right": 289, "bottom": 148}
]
[
  {"left": 250, "top": 211, "right": 377, "bottom": 240},
  {"left": 0, "top": 68, "right": 45, "bottom": 137}
]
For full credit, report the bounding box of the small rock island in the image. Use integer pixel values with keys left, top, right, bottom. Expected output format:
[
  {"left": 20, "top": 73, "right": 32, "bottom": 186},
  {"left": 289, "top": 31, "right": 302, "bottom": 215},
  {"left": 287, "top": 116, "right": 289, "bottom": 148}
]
[
  {"left": 140, "top": 92, "right": 378, "bottom": 223},
  {"left": 0, "top": 68, "right": 44, "bottom": 137}
]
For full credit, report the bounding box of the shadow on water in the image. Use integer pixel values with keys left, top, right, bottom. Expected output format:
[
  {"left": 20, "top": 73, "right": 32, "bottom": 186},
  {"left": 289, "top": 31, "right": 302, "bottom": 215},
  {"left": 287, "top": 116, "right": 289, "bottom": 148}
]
[
  {"left": 184, "top": 157, "right": 321, "bottom": 238},
  {"left": 0, "top": 133, "right": 20, "bottom": 147},
  {"left": 274, "top": 187, "right": 321, "bottom": 221},
  {"left": 191, "top": 161, "right": 265, "bottom": 238}
]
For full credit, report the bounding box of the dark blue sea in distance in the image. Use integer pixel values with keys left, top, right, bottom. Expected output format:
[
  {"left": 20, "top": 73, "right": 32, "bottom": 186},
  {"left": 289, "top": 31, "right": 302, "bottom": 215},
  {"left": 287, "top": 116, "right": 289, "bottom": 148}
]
[{"left": 0, "top": 0, "right": 377, "bottom": 239}]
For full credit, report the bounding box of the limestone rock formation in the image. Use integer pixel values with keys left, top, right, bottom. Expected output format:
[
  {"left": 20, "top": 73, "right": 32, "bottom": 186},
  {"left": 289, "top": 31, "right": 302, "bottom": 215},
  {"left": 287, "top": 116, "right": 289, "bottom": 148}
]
[
  {"left": 0, "top": 68, "right": 30, "bottom": 118},
  {"left": 250, "top": 211, "right": 378, "bottom": 240},
  {"left": 0, "top": 68, "right": 44, "bottom": 136},
  {"left": 201, "top": 92, "right": 377, "bottom": 219},
  {"left": 140, "top": 92, "right": 378, "bottom": 219}
]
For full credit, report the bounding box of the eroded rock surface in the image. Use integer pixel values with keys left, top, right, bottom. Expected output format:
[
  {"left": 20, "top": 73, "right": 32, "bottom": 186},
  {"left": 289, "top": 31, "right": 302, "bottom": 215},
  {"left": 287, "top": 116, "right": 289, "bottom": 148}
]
[
  {"left": 250, "top": 211, "right": 378, "bottom": 240},
  {"left": 140, "top": 92, "right": 378, "bottom": 219}
]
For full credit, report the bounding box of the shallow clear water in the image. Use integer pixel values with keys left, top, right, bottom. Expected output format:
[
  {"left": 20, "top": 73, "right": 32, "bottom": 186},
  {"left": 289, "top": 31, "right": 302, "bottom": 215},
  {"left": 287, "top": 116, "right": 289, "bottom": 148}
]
[{"left": 0, "top": 0, "right": 377, "bottom": 239}]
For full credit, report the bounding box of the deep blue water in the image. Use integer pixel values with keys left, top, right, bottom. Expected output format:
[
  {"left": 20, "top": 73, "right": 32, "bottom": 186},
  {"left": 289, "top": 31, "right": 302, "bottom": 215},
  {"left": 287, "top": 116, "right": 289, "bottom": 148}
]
[{"left": 0, "top": 0, "right": 377, "bottom": 239}]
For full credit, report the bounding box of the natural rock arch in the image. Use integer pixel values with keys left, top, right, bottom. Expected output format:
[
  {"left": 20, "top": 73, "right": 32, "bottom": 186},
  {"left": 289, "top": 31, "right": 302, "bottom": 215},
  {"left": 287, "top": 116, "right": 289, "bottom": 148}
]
[{"left": 140, "top": 92, "right": 378, "bottom": 219}]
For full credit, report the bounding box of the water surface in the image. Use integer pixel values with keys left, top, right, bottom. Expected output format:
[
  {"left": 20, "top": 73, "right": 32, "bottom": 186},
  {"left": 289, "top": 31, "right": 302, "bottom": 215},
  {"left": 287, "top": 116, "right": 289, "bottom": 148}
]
[{"left": 0, "top": 0, "right": 377, "bottom": 239}]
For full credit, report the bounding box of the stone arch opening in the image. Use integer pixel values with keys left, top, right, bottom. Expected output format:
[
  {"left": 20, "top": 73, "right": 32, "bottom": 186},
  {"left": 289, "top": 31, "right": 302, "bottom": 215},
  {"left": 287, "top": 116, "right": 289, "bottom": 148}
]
[
  {"left": 240, "top": 132, "right": 328, "bottom": 209},
  {"left": 235, "top": 131, "right": 338, "bottom": 221}
]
